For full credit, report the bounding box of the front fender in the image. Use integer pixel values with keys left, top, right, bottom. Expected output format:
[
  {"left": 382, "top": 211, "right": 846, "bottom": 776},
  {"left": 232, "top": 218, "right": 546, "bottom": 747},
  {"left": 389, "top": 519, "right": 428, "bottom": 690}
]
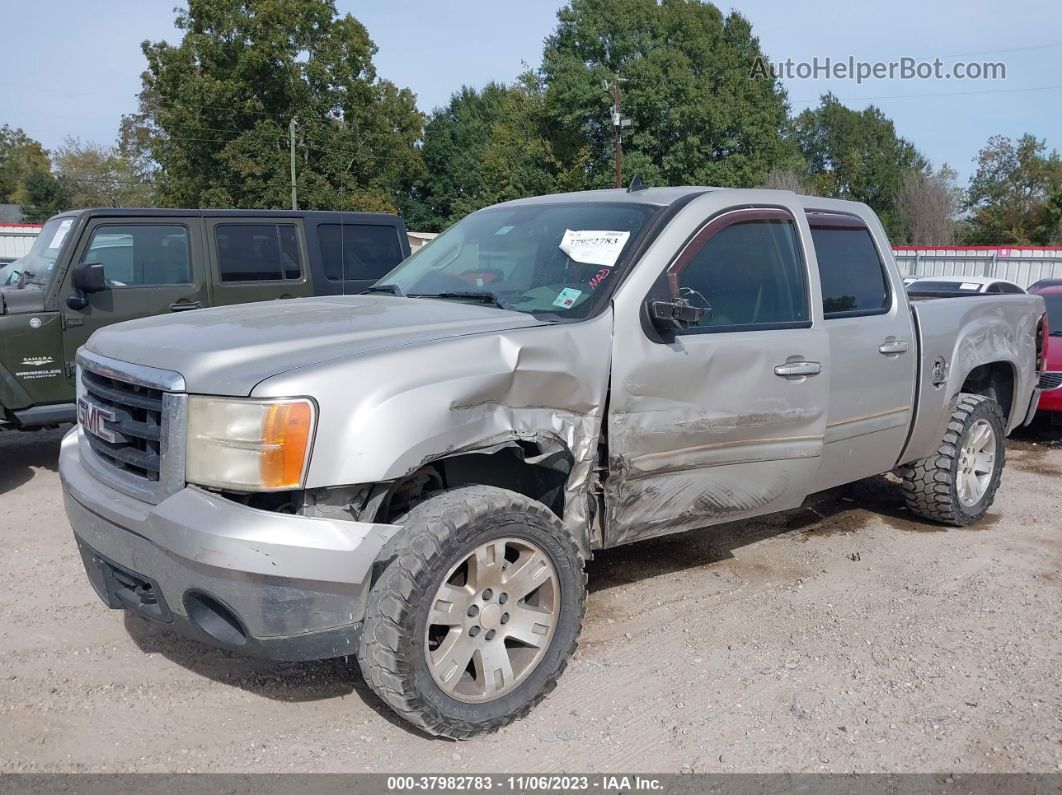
[{"left": 253, "top": 312, "right": 615, "bottom": 540}]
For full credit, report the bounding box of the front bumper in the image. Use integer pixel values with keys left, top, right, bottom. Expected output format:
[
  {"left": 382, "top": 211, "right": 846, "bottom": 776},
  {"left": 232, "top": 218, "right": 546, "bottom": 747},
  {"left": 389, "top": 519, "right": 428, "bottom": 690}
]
[
  {"left": 59, "top": 428, "right": 399, "bottom": 661},
  {"left": 1035, "top": 374, "right": 1062, "bottom": 414}
]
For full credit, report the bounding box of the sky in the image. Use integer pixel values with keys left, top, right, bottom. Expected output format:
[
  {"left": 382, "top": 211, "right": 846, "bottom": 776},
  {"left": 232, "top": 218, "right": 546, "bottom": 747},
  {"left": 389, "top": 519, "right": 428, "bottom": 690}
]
[{"left": 1, "top": 0, "right": 1060, "bottom": 185}]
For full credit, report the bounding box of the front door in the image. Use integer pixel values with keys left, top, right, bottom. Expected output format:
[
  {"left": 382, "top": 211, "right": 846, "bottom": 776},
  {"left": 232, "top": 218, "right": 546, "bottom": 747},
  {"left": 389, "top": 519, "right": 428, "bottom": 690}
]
[
  {"left": 605, "top": 203, "right": 829, "bottom": 545},
  {"left": 60, "top": 218, "right": 210, "bottom": 379}
]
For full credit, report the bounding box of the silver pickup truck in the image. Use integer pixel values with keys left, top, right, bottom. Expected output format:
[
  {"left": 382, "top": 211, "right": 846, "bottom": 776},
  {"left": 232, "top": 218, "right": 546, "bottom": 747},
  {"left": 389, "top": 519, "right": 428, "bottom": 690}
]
[{"left": 59, "top": 187, "right": 1045, "bottom": 739}]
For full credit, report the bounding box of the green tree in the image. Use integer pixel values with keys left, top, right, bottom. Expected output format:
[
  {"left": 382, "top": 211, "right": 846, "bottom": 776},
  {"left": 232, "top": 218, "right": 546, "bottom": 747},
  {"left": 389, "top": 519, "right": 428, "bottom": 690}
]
[
  {"left": 53, "top": 138, "right": 155, "bottom": 208},
  {"left": 965, "top": 133, "right": 1062, "bottom": 244},
  {"left": 418, "top": 73, "right": 580, "bottom": 229},
  {"left": 137, "top": 0, "right": 423, "bottom": 212},
  {"left": 13, "top": 167, "right": 69, "bottom": 222},
  {"left": 794, "top": 94, "right": 927, "bottom": 238},
  {"left": 418, "top": 82, "right": 513, "bottom": 229},
  {"left": 0, "top": 125, "right": 51, "bottom": 204},
  {"left": 541, "top": 0, "right": 794, "bottom": 189}
]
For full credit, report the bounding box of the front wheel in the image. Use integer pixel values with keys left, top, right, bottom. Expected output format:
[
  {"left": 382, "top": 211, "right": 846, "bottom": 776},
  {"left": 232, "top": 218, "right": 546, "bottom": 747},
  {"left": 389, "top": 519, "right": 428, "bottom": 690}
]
[
  {"left": 899, "top": 393, "right": 1006, "bottom": 526},
  {"left": 357, "top": 485, "right": 586, "bottom": 739}
]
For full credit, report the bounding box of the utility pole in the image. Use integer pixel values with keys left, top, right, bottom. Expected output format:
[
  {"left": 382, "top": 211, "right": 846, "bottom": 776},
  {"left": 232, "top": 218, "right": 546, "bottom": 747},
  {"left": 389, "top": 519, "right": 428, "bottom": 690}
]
[
  {"left": 612, "top": 76, "right": 622, "bottom": 188},
  {"left": 608, "top": 74, "right": 632, "bottom": 188},
  {"left": 289, "top": 116, "right": 297, "bottom": 210}
]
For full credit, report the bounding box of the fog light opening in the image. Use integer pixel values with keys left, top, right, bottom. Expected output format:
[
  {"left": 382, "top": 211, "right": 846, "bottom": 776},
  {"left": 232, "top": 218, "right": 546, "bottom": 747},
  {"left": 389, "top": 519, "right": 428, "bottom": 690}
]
[{"left": 184, "top": 592, "right": 248, "bottom": 648}]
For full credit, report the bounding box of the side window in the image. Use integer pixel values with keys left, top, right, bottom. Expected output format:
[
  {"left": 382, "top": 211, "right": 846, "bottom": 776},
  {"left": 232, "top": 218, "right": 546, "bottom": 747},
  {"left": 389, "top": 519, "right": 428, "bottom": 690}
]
[
  {"left": 1000, "top": 282, "right": 1024, "bottom": 294},
  {"left": 670, "top": 216, "right": 808, "bottom": 331},
  {"left": 808, "top": 223, "right": 889, "bottom": 316},
  {"left": 318, "top": 224, "right": 404, "bottom": 281},
  {"left": 216, "top": 224, "right": 302, "bottom": 282},
  {"left": 81, "top": 225, "right": 190, "bottom": 287},
  {"left": 986, "top": 282, "right": 1002, "bottom": 294}
]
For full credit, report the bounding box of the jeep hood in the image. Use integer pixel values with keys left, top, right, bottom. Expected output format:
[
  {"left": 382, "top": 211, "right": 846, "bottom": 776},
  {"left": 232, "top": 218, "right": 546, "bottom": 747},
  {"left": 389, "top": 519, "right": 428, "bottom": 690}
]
[
  {"left": 0, "top": 283, "right": 46, "bottom": 315},
  {"left": 85, "top": 295, "right": 546, "bottom": 395}
]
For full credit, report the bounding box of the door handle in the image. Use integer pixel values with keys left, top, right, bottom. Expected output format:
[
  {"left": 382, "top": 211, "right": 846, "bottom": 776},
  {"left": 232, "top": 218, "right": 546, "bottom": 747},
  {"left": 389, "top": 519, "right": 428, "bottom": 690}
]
[
  {"left": 878, "top": 339, "right": 910, "bottom": 355},
  {"left": 774, "top": 361, "right": 822, "bottom": 379},
  {"left": 169, "top": 301, "right": 205, "bottom": 312}
]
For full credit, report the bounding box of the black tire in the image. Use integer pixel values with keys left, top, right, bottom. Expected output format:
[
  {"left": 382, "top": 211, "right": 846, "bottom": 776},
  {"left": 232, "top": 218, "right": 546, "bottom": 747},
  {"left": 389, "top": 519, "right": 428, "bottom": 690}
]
[
  {"left": 357, "top": 485, "right": 586, "bottom": 739},
  {"left": 899, "top": 393, "right": 1006, "bottom": 526}
]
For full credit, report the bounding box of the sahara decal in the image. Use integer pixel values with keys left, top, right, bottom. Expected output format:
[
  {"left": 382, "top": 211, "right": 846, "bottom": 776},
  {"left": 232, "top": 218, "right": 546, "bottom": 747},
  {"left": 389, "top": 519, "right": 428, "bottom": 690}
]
[{"left": 15, "top": 356, "right": 62, "bottom": 380}]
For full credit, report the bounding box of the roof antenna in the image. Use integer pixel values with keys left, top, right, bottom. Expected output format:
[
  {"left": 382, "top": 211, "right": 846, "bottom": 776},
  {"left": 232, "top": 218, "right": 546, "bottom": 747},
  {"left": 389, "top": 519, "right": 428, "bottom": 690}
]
[{"left": 627, "top": 174, "right": 648, "bottom": 193}]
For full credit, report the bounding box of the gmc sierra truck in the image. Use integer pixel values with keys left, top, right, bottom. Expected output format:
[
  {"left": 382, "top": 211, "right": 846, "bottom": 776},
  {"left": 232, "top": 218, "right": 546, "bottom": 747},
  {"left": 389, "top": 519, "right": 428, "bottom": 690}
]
[{"left": 59, "top": 187, "right": 1045, "bottom": 739}]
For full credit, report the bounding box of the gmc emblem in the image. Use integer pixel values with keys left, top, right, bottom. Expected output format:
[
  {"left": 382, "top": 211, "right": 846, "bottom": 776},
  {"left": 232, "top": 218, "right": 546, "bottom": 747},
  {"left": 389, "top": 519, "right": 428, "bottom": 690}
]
[{"left": 78, "top": 397, "right": 117, "bottom": 443}]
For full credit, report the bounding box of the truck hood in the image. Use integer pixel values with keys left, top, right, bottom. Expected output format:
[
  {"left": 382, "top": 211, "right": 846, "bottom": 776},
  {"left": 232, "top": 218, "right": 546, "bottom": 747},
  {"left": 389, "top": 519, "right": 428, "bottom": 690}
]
[
  {"left": 85, "top": 295, "right": 547, "bottom": 395},
  {"left": 0, "top": 283, "right": 46, "bottom": 315}
]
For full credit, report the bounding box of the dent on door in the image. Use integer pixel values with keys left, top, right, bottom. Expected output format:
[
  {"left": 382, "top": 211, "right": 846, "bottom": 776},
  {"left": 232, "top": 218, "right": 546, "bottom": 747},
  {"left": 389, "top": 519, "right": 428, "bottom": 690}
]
[{"left": 605, "top": 330, "right": 828, "bottom": 545}]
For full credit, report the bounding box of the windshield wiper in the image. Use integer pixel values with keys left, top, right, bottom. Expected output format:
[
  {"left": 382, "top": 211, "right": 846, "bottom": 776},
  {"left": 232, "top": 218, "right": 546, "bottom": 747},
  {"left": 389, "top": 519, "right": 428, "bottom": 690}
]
[
  {"left": 411, "top": 291, "right": 512, "bottom": 310},
  {"left": 362, "top": 283, "right": 405, "bottom": 296}
]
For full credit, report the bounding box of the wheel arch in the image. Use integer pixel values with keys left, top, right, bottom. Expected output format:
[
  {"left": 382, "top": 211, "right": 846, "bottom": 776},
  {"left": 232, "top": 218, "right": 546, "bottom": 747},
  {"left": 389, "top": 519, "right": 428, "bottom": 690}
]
[
  {"left": 365, "top": 432, "right": 592, "bottom": 556},
  {"left": 957, "top": 360, "right": 1017, "bottom": 424}
]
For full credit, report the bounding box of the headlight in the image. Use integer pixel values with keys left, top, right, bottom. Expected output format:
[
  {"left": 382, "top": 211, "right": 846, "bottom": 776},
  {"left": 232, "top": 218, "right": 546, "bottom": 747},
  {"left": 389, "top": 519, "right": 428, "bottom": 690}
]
[{"left": 185, "top": 396, "right": 316, "bottom": 491}]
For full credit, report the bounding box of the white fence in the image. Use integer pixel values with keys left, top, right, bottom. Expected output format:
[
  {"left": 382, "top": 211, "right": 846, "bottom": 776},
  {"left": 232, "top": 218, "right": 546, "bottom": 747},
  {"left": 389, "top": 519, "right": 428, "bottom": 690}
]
[
  {"left": 0, "top": 224, "right": 41, "bottom": 260},
  {"left": 893, "top": 246, "right": 1062, "bottom": 288}
]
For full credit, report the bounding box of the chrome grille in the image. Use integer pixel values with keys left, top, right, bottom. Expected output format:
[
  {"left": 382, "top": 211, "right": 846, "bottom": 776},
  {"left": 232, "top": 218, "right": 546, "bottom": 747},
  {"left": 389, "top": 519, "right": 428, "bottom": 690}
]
[
  {"left": 80, "top": 369, "right": 164, "bottom": 481},
  {"left": 76, "top": 350, "right": 187, "bottom": 505},
  {"left": 1039, "top": 371, "right": 1062, "bottom": 391}
]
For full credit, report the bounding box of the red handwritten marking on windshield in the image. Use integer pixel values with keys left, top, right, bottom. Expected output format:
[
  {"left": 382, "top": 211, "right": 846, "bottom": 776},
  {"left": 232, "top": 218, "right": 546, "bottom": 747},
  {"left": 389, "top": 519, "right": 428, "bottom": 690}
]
[{"left": 589, "top": 268, "right": 610, "bottom": 290}]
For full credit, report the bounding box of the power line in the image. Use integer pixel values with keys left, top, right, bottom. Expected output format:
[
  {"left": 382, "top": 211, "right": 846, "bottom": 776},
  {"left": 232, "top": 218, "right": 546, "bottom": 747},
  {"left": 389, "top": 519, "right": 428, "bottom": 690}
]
[{"left": 790, "top": 83, "right": 1062, "bottom": 105}]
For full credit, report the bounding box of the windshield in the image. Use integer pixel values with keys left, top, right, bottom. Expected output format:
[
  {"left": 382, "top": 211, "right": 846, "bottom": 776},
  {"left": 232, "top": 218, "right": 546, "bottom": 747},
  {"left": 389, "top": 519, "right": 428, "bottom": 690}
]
[
  {"left": 0, "top": 216, "right": 75, "bottom": 289},
  {"left": 377, "top": 202, "right": 660, "bottom": 319},
  {"left": 909, "top": 280, "right": 983, "bottom": 293}
]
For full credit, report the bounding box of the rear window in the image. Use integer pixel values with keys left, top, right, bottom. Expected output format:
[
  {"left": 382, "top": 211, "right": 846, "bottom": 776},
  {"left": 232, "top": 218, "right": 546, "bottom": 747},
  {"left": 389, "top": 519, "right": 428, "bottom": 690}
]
[
  {"left": 318, "top": 223, "right": 404, "bottom": 281},
  {"left": 809, "top": 225, "right": 889, "bottom": 316},
  {"left": 216, "top": 224, "right": 302, "bottom": 282}
]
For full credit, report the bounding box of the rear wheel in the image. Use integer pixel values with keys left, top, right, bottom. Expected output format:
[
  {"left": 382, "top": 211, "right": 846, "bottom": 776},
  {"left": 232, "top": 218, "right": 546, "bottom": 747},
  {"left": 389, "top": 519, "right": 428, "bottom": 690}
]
[
  {"left": 899, "top": 393, "right": 1005, "bottom": 526},
  {"left": 357, "top": 485, "right": 585, "bottom": 739}
]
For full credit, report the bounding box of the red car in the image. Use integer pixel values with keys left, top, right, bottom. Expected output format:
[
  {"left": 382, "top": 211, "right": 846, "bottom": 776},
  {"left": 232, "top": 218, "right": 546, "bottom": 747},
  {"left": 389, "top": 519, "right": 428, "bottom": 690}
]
[{"left": 1030, "top": 284, "right": 1062, "bottom": 417}]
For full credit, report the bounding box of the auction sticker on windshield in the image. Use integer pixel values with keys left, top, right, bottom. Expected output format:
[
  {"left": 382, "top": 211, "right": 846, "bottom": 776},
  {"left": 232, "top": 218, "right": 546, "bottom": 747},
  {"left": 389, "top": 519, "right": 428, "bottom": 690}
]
[
  {"left": 49, "top": 219, "right": 73, "bottom": 250},
  {"left": 559, "top": 229, "right": 630, "bottom": 266}
]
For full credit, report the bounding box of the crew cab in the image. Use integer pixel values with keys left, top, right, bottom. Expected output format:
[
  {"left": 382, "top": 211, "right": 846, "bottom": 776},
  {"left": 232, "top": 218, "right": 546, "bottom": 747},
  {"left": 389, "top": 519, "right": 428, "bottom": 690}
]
[
  {"left": 0, "top": 208, "right": 409, "bottom": 429},
  {"left": 58, "top": 188, "right": 1045, "bottom": 739}
]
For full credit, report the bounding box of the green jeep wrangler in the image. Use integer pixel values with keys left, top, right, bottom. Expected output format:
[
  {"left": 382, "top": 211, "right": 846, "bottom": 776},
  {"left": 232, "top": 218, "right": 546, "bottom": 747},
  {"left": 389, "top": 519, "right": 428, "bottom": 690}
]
[{"left": 0, "top": 208, "right": 410, "bottom": 429}]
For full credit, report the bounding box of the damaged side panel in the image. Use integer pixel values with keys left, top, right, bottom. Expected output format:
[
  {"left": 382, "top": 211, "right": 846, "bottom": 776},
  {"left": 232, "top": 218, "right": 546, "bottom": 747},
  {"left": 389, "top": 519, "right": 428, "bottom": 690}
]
[
  {"left": 901, "top": 295, "right": 1043, "bottom": 463},
  {"left": 253, "top": 313, "right": 615, "bottom": 553},
  {"left": 604, "top": 327, "right": 829, "bottom": 544}
]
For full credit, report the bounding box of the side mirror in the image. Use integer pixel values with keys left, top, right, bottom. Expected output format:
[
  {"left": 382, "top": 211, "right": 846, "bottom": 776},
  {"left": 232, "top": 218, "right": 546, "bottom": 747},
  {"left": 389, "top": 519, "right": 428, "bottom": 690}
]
[
  {"left": 649, "top": 297, "right": 710, "bottom": 331},
  {"left": 72, "top": 261, "right": 106, "bottom": 294}
]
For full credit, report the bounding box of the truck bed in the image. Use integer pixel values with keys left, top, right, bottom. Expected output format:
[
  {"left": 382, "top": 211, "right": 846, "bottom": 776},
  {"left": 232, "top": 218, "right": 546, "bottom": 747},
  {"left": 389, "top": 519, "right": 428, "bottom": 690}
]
[{"left": 900, "top": 294, "right": 1044, "bottom": 464}]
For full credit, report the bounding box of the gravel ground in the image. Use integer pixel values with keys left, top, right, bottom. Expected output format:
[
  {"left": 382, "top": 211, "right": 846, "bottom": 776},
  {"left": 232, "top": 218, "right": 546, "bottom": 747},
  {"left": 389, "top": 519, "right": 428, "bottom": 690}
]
[{"left": 0, "top": 424, "right": 1059, "bottom": 773}]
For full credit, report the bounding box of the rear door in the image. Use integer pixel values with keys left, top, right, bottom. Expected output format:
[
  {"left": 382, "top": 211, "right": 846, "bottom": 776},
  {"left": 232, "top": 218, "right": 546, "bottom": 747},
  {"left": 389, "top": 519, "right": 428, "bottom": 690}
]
[
  {"left": 206, "top": 218, "right": 314, "bottom": 306},
  {"left": 313, "top": 220, "right": 408, "bottom": 295},
  {"left": 60, "top": 217, "right": 210, "bottom": 381},
  {"left": 805, "top": 212, "right": 917, "bottom": 490},
  {"left": 606, "top": 200, "right": 829, "bottom": 544}
]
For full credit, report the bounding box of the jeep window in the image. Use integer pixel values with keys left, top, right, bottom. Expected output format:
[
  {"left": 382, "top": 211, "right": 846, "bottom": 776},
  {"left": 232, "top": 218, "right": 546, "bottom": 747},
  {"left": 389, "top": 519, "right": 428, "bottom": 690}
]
[
  {"left": 216, "top": 224, "right": 302, "bottom": 282},
  {"left": 81, "top": 225, "right": 191, "bottom": 287},
  {"left": 667, "top": 213, "right": 808, "bottom": 332},
  {"left": 379, "top": 202, "right": 659, "bottom": 318},
  {"left": 808, "top": 221, "right": 889, "bottom": 316},
  {"left": 318, "top": 223, "right": 404, "bottom": 281},
  {"left": 0, "top": 215, "right": 73, "bottom": 288}
]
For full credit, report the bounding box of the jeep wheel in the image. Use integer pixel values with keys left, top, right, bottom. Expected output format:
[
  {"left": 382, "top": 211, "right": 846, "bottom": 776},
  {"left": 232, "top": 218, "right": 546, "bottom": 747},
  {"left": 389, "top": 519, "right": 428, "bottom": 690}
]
[
  {"left": 357, "top": 485, "right": 586, "bottom": 739},
  {"left": 899, "top": 393, "right": 1005, "bottom": 526}
]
